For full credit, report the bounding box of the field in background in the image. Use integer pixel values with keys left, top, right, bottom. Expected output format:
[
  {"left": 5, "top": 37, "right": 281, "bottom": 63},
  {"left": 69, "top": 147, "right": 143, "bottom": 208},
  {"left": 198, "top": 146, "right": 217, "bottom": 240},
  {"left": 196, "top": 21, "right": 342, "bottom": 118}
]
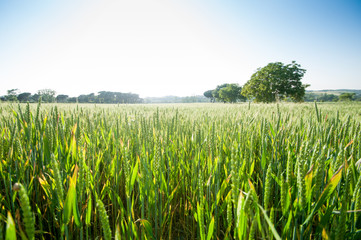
[{"left": 0, "top": 102, "right": 361, "bottom": 239}]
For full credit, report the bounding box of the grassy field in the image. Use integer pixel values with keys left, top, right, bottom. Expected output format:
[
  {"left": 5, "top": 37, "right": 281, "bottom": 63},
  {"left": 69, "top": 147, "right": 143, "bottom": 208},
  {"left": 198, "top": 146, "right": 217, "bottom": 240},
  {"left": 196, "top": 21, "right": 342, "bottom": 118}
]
[{"left": 0, "top": 102, "right": 361, "bottom": 239}]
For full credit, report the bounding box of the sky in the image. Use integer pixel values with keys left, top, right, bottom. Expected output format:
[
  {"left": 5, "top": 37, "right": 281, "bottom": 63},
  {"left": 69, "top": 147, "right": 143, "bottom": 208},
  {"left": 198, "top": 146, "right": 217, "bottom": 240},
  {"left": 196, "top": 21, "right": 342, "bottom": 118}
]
[{"left": 0, "top": 0, "right": 360, "bottom": 98}]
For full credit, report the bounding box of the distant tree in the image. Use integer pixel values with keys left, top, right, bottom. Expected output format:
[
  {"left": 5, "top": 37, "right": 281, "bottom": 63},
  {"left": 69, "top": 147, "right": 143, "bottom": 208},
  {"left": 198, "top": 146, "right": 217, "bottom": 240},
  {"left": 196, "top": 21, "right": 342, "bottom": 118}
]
[
  {"left": 212, "top": 84, "right": 228, "bottom": 102},
  {"left": 304, "top": 93, "right": 316, "bottom": 102},
  {"left": 38, "top": 89, "right": 56, "bottom": 103},
  {"left": 317, "top": 93, "right": 338, "bottom": 102},
  {"left": 242, "top": 61, "right": 308, "bottom": 102},
  {"left": 68, "top": 97, "right": 77, "bottom": 103},
  {"left": 203, "top": 90, "right": 215, "bottom": 102},
  {"left": 98, "top": 91, "right": 116, "bottom": 103},
  {"left": 78, "top": 94, "right": 89, "bottom": 103},
  {"left": 210, "top": 84, "right": 245, "bottom": 103},
  {"left": 31, "top": 94, "right": 40, "bottom": 102},
  {"left": 56, "top": 94, "right": 69, "bottom": 103},
  {"left": 6, "top": 89, "right": 19, "bottom": 102},
  {"left": 17, "top": 92, "right": 32, "bottom": 102},
  {"left": 219, "top": 84, "right": 246, "bottom": 103},
  {"left": 77, "top": 93, "right": 96, "bottom": 103},
  {"left": 339, "top": 92, "right": 355, "bottom": 101},
  {"left": 96, "top": 91, "right": 142, "bottom": 104}
]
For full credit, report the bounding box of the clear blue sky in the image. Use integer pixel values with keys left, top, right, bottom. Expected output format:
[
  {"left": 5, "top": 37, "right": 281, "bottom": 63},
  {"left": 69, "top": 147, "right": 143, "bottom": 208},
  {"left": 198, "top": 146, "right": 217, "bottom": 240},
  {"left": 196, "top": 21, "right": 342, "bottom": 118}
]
[{"left": 1, "top": 0, "right": 360, "bottom": 97}]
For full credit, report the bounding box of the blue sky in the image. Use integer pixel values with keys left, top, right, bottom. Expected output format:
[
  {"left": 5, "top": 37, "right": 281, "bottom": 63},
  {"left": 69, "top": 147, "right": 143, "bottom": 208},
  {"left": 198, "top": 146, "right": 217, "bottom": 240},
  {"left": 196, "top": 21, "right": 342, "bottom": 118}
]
[{"left": 1, "top": 0, "right": 360, "bottom": 97}]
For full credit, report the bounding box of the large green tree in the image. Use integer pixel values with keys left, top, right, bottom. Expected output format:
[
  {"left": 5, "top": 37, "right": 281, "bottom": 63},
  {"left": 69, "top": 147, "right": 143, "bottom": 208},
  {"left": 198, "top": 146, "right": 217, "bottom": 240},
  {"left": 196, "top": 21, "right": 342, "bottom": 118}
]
[
  {"left": 241, "top": 61, "right": 308, "bottom": 102},
  {"left": 210, "top": 83, "right": 245, "bottom": 103}
]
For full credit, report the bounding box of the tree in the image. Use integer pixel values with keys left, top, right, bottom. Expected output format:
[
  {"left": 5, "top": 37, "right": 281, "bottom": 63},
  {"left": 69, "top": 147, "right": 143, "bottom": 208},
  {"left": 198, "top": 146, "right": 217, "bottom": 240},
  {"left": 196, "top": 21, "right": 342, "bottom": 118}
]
[
  {"left": 203, "top": 90, "right": 215, "bottom": 102},
  {"left": 339, "top": 92, "right": 355, "bottom": 101},
  {"left": 6, "top": 89, "right": 19, "bottom": 102},
  {"left": 218, "top": 84, "right": 246, "bottom": 103},
  {"left": 241, "top": 61, "right": 308, "bottom": 102},
  {"left": 17, "top": 92, "right": 32, "bottom": 102},
  {"left": 318, "top": 93, "right": 338, "bottom": 102},
  {"left": 67, "top": 97, "right": 77, "bottom": 103},
  {"left": 38, "top": 89, "right": 56, "bottom": 103},
  {"left": 56, "top": 94, "right": 69, "bottom": 103},
  {"left": 210, "top": 84, "right": 246, "bottom": 103},
  {"left": 31, "top": 94, "right": 40, "bottom": 102},
  {"left": 212, "top": 84, "right": 228, "bottom": 102}
]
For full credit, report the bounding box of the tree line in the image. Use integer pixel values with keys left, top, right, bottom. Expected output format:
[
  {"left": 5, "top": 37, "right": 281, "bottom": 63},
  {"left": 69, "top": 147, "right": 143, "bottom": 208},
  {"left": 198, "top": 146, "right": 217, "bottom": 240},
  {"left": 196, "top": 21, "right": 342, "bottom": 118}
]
[
  {"left": 304, "top": 92, "right": 361, "bottom": 102},
  {"left": 204, "top": 61, "right": 361, "bottom": 103},
  {"left": 0, "top": 89, "right": 143, "bottom": 104},
  {"left": 204, "top": 61, "right": 309, "bottom": 103}
]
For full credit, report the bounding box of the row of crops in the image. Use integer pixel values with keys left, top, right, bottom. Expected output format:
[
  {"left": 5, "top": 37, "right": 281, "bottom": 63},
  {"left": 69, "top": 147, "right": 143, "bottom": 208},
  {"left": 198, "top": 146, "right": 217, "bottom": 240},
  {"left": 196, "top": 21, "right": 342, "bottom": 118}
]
[{"left": 0, "top": 102, "right": 361, "bottom": 239}]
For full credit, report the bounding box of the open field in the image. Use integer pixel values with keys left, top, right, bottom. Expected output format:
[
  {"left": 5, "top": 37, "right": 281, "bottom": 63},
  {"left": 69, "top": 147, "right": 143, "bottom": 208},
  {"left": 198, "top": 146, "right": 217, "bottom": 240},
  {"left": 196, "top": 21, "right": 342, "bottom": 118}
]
[{"left": 1, "top": 102, "right": 361, "bottom": 239}]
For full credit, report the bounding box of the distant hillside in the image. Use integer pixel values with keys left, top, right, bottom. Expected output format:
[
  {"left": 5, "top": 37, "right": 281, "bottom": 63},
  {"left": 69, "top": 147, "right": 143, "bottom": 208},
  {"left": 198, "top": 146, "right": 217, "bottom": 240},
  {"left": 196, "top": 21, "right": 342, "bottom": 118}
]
[{"left": 307, "top": 89, "right": 361, "bottom": 95}]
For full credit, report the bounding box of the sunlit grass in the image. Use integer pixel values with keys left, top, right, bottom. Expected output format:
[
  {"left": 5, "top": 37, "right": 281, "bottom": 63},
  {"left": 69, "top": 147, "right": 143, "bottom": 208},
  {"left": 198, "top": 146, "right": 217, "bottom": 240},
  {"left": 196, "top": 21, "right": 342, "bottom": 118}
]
[{"left": 0, "top": 102, "right": 361, "bottom": 239}]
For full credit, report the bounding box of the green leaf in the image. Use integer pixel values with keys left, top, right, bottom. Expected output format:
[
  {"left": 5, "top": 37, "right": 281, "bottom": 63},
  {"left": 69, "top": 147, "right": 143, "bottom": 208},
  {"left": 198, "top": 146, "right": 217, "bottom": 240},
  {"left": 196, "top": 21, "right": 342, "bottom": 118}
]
[
  {"left": 85, "top": 195, "right": 92, "bottom": 226},
  {"left": 269, "top": 123, "right": 276, "bottom": 137},
  {"left": 302, "top": 166, "right": 343, "bottom": 226},
  {"left": 137, "top": 219, "right": 155, "bottom": 240},
  {"left": 282, "top": 210, "right": 293, "bottom": 237},
  {"left": 305, "top": 164, "right": 314, "bottom": 204},
  {"left": 257, "top": 204, "right": 282, "bottom": 240},
  {"left": 261, "top": 141, "right": 267, "bottom": 170},
  {"left": 72, "top": 189, "right": 81, "bottom": 227},
  {"left": 6, "top": 212, "right": 16, "bottom": 240},
  {"left": 206, "top": 217, "right": 215, "bottom": 240},
  {"left": 197, "top": 202, "right": 205, "bottom": 240},
  {"left": 129, "top": 159, "right": 139, "bottom": 195},
  {"left": 63, "top": 182, "right": 74, "bottom": 224},
  {"left": 236, "top": 191, "right": 248, "bottom": 239},
  {"left": 249, "top": 160, "right": 255, "bottom": 176},
  {"left": 63, "top": 166, "right": 78, "bottom": 225}
]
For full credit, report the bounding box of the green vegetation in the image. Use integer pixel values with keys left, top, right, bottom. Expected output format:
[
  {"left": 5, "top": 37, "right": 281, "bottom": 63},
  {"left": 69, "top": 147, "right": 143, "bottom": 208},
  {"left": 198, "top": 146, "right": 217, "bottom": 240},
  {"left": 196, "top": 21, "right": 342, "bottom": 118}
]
[
  {"left": 204, "top": 61, "right": 308, "bottom": 103},
  {"left": 0, "top": 90, "right": 143, "bottom": 104},
  {"left": 0, "top": 102, "right": 361, "bottom": 239},
  {"left": 305, "top": 90, "right": 361, "bottom": 102},
  {"left": 242, "top": 61, "right": 308, "bottom": 102},
  {"left": 204, "top": 84, "right": 246, "bottom": 103}
]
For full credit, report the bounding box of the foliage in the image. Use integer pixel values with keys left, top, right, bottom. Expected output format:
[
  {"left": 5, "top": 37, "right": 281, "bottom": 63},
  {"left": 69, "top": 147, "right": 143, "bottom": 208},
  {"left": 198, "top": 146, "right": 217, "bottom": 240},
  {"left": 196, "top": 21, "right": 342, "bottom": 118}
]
[
  {"left": 339, "top": 92, "right": 356, "bottom": 101},
  {"left": 205, "top": 83, "right": 246, "bottom": 103},
  {"left": 1, "top": 90, "right": 143, "bottom": 104},
  {"left": 56, "top": 94, "right": 69, "bottom": 103},
  {"left": 203, "top": 90, "right": 215, "bottom": 102},
  {"left": 17, "top": 92, "right": 32, "bottom": 102},
  {"left": 37, "top": 89, "right": 56, "bottom": 103},
  {"left": 242, "top": 61, "right": 308, "bottom": 102},
  {"left": 304, "top": 93, "right": 339, "bottom": 102},
  {"left": 219, "top": 84, "right": 246, "bottom": 103},
  {"left": 6, "top": 89, "right": 19, "bottom": 102},
  {"left": 304, "top": 91, "right": 361, "bottom": 102}
]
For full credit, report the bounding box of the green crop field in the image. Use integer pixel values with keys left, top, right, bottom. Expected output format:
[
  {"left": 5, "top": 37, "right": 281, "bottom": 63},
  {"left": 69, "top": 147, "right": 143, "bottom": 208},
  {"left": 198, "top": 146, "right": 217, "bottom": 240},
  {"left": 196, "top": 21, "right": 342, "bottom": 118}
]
[{"left": 1, "top": 102, "right": 361, "bottom": 239}]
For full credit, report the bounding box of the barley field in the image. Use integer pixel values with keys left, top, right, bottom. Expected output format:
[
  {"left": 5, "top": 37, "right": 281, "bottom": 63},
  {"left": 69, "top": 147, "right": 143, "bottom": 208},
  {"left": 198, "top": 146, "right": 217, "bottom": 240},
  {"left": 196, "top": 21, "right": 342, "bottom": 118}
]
[{"left": 0, "top": 102, "right": 361, "bottom": 239}]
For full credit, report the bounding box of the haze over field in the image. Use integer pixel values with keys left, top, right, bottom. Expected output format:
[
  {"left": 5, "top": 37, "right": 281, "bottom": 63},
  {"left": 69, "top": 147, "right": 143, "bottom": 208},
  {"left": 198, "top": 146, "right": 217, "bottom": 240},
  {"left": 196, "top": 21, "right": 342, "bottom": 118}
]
[{"left": 1, "top": 0, "right": 360, "bottom": 97}]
